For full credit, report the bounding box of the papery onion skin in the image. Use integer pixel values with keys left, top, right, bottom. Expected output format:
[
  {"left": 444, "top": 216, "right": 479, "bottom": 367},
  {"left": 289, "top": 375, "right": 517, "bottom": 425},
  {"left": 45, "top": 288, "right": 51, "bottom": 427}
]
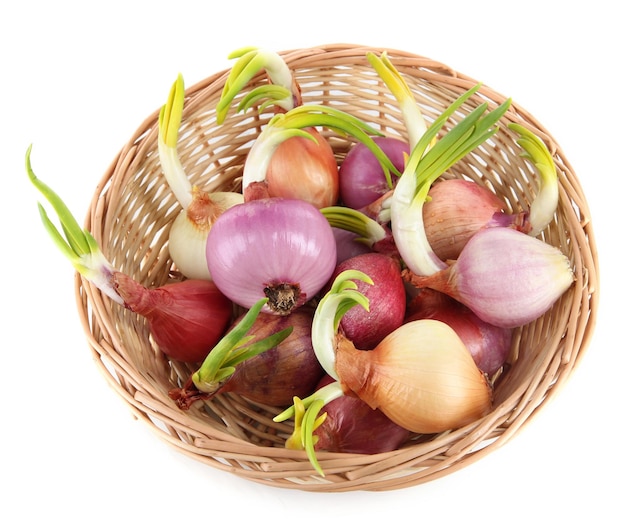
[
  {"left": 312, "top": 375, "right": 411, "bottom": 454},
  {"left": 335, "top": 320, "right": 493, "bottom": 434},
  {"left": 330, "top": 252, "right": 406, "bottom": 349},
  {"left": 406, "top": 227, "right": 575, "bottom": 329},
  {"left": 262, "top": 129, "right": 340, "bottom": 209},
  {"left": 339, "top": 136, "right": 409, "bottom": 210},
  {"left": 112, "top": 272, "right": 233, "bottom": 363},
  {"left": 206, "top": 197, "right": 337, "bottom": 315},
  {"left": 215, "top": 307, "right": 324, "bottom": 406},
  {"left": 423, "top": 178, "right": 528, "bottom": 261},
  {"left": 406, "top": 288, "right": 512, "bottom": 376}
]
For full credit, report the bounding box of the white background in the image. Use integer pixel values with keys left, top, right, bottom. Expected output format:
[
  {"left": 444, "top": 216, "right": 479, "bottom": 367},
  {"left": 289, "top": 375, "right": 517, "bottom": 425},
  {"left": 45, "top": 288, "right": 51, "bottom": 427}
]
[{"left": 2, "top": 1, "right": 623, "bottom": 524}]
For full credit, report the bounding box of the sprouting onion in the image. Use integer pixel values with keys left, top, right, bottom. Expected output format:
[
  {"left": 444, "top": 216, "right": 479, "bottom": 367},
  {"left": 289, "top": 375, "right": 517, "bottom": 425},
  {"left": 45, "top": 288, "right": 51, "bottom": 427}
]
[
  {"left": 508, "top": 122, "right": 559, "bottom": 236},
  {"left": 391, "top": 84, "right": 512, "bottom": 276},
  {"left": 158, "top": 74, "right": 243, "bottom": 280},
  {"left": 169, "top": 297, "right": 293, "bottom": 407}
]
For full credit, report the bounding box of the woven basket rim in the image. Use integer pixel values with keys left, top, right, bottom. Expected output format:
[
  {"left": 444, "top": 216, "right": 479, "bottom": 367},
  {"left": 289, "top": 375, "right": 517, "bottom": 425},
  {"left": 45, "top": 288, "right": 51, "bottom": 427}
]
[{"left": 76, "top": 43, "right": 600, "bottom": 492}]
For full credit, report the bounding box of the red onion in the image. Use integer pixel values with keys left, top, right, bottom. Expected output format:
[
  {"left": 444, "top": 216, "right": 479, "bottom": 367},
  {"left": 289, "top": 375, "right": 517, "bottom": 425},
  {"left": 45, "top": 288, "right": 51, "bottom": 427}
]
[
  {"left": 339, "top": 136, "right": 409, "bottom": 209},
  {"left": 113, "top": 273, "right": 232, "bottom": 362},
  {"left": 330, "top": 252, "right": 406, "bottom": 349},
  {"left": 170, "top": 306, "right": 324, "bottom": 408},
  {"left": 206, "top": 198, "right": 337, "bottom": 315},
  {"left": 405, "top": 227, "right": 575, "bottom": 328},
  {"left": 423, "top": 178, "right": 528, "bottom": 261},
  {"left": 406, "top": 288, "right": 512, "bottom": 376},
  {"left": 221, "top": 308, "right": 323, "bottom": 405},
  {"left": 312, "top": 375, "right": 411, "bottom": 454}
]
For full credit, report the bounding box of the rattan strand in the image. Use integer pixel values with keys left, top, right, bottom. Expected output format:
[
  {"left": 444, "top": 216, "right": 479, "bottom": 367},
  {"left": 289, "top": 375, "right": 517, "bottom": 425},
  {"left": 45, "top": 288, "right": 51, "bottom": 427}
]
[{"left": 76, "top": 43, "right": 599, "bottom": 492}]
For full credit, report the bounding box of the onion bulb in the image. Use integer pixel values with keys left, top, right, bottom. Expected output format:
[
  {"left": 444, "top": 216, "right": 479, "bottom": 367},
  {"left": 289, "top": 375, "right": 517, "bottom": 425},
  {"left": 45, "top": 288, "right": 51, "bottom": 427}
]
[
  {"left": 206, "top": 197, "right": 337, "bottom": 315},
  {"left": 423, "top": 178, "right": 528, "bottom": 261},
  {"left": 170, "top": 306, "right": 324, "bottom": 408},
  {"left": 339, "top": 136, "right": 409, "bottom": 210},
  {"left": 312, "top": 375, "right": 410, "bottom": 454},
  {"left": 329, "top": 252, "right": 406, "bottom": 350},
  {"left": 215, "top": 47, "right": 339, "bottom": 208},
  {"left": 334, "top": 319, "right": 492, "bottom": 434},
  {"left": 405, "top": 227, "right": 575, "bottom": 328},
  {"left": 158, "top": 74, "right": 243, "bottom": 279}
]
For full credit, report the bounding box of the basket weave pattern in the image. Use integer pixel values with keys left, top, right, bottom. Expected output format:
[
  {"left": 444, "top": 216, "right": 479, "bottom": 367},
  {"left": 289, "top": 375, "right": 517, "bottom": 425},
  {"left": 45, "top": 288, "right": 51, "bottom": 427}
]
[{"left": 78, "top": 44, "right": 599, "bottom": 491}]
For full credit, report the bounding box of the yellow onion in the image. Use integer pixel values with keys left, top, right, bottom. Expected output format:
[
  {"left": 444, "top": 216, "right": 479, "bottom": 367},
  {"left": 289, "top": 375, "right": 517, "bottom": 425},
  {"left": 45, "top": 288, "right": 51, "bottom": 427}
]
[
  {"left": 256, "top": 128, "right": 340, "bottom": 209},
  {"left": 168, "top": 188, "right": 243, "bottom": 280},
  {"left": 335, "top": 320, "right": 492, "bottom": 434},
  {"left": 423, "top": 178, "right": 528, "bottom": 261},
  {"left": 274, "top": 271, "right": 492, "bottom": 476}
]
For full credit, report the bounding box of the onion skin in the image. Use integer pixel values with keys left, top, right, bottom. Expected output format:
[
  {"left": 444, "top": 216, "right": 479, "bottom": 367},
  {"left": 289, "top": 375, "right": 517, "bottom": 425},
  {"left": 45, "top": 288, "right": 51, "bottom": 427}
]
[
  {"left": 313, "top": 375, "right": 410, "bottom": 454},
  {"left": 112, "top": 272, "right": 232, "bottom": 363},
  {"left": 339, "top": 136, "right": 409, "bottom": 209},
  {"left": 406, "top": 288, "right": 512, "bottom": 376},
  {"left": 206, "top": 198, "right": 337, "bottom": 315},
  {"left": 335, "top": 320, "right": 493, "bottom": 434},
  {"left": 256, "top": 128, "right": 339, "bottom": 209},
  {"left": 330, "top": 252, "right": 406, "bottom": 349},
  {"left": 213, "top": 308, "right": 324, "bottom": 406},
  {"left": 405, "top": 227, "right": 575, "bottom": 328},
  {"left": 423, "top": 179, "right": 528, "bottom": 261}
]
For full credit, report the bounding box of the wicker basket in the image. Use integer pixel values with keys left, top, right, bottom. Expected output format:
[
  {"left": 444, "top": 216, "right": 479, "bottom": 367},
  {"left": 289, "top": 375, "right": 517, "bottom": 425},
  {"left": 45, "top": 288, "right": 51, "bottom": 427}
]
[{"left": 77, "top": 43, "right": 599, "bottom": 492}]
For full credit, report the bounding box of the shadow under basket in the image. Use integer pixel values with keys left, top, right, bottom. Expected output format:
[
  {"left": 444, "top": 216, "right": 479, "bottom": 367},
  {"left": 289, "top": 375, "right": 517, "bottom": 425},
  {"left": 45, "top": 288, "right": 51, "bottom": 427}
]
[{"left": 76, "top": 44, "right": 599, "bottom": 492}]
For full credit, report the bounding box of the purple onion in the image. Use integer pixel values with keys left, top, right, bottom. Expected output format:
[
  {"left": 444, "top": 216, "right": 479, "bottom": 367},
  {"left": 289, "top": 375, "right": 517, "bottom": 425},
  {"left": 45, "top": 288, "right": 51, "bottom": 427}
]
[
  {"left": 206, "top": 198, "right": 337, "bottom": 315},
  {"left": 339, "top": 136, "right": 409, "bottom": 209},
  {"left": 407, "top": 227, "right": 575, "bottom": 328}
]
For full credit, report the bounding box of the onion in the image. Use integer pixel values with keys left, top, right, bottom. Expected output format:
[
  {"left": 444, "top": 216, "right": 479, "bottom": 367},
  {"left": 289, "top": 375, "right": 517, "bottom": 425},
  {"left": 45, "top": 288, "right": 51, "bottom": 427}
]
[
  {"left": 406, "top": 288, "right": 512, "bottom": 376},
  {"left": 158, "top": 74, "right": 243, "bottom": 280},
  {"left": 312, "top": 375, "right": 410, "bottom": 454},
  {"left": 334, "top": 319, "right": 492, "bottom": 433},
  {"left": 423, "top": 178, "right": 528, "bottom": 261},
  {"left": 390, "top": 84, "right": 512, "bottom": 277},
  {"left": 217, "top": 307, "right": 324, "bottom": 405},
  {"left": 339, "top": 136, "right": 409, "bottom": 209},
  {"left": 26, "top": 149, "right": 233, "bottom": 363},
  {"left": 261, "top": 128, "right": 340, "bottom": 209},
  {"left": 206, "top": 197, "right": 337, "bottom": 315},
  {"left": 405, "top": 227, "right": 575, "bottom": 328},
  {"left": 329, "top": 252, "right": 406, "bottom": 350},
  {"left": 112, "top": 273, "right": 232, "bottom": 362},
  {"left": 170, "top": 301, "right": 322, "bottom": 408}
]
